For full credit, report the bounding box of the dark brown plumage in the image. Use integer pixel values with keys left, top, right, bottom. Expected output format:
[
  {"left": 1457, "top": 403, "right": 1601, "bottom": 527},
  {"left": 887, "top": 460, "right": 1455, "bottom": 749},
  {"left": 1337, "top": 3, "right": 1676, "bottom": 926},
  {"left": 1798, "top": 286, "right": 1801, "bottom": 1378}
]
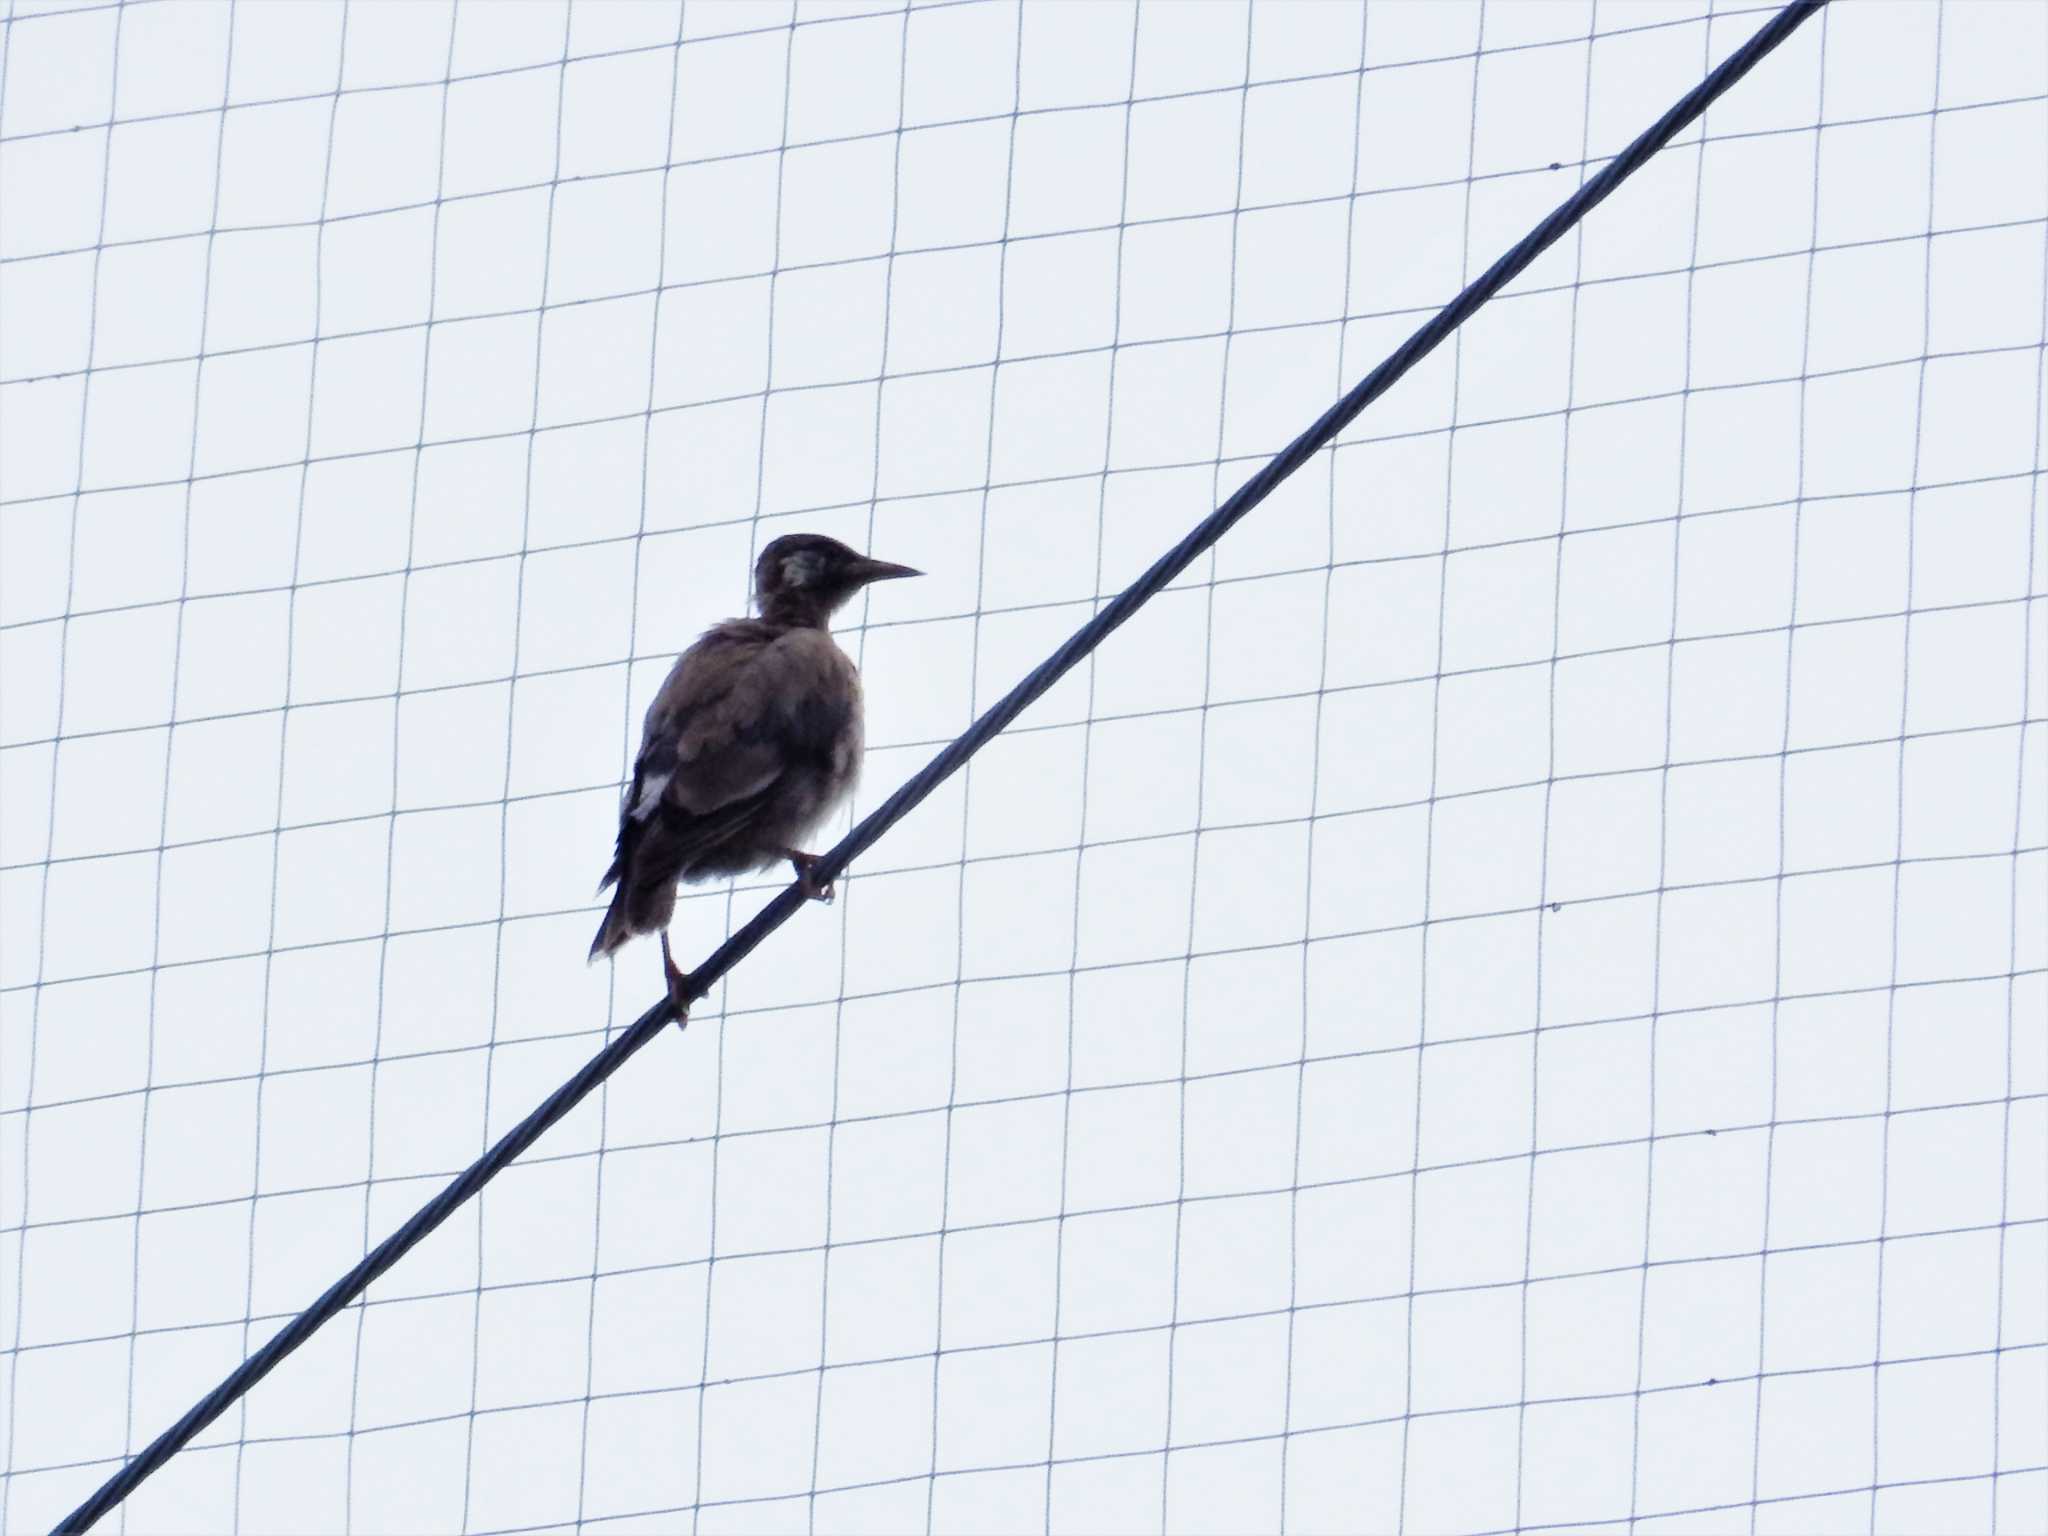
[{"left": 589, "top": 533, "right": 920, "bottom": 1011}]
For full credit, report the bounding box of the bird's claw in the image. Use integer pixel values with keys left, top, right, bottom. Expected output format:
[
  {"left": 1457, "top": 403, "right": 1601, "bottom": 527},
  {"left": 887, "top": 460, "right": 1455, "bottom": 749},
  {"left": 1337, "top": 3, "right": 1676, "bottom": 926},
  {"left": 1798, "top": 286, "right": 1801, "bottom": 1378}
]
[
  {"left": 660, "top": 932, "right": 691, "bottom": 1026},
  {"left": 789, "top": 852, "right": 834, "bottom": 904}
]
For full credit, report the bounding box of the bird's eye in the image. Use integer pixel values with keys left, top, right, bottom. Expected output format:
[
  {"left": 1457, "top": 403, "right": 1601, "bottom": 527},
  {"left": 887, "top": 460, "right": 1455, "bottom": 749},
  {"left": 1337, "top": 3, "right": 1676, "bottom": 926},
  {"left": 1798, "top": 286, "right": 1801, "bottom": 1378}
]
[{"left": 781, "top": 551, "right": 822, "bottom": 588}]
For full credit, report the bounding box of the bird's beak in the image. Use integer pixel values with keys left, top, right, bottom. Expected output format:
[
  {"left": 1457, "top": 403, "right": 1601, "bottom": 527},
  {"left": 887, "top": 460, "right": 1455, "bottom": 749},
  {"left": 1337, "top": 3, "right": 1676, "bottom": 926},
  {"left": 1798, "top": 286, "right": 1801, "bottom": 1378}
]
[{"left": 851, "top": 557, "right": 922, "bottom": 584}]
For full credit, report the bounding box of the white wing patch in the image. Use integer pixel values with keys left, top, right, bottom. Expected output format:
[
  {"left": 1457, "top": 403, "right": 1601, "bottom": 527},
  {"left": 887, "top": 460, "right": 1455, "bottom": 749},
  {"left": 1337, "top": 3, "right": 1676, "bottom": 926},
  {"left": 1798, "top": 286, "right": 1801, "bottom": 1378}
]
[{"left": 629, "top": 772, "right": 670, "bottom": 820}]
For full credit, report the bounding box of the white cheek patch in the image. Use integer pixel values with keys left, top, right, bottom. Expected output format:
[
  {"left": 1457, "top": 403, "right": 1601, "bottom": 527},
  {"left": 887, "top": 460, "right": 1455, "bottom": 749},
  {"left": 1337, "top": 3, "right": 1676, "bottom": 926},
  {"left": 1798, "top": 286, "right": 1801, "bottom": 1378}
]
[{"left": 782, "top": 551, "right": 822, "bottom": 589}]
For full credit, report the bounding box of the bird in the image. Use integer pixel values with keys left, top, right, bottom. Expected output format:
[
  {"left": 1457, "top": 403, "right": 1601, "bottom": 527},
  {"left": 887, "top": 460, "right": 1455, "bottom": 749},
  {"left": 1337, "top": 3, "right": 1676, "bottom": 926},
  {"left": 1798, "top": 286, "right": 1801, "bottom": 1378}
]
[{"left": 589, "top": 532, "right": 921, "bottom": 1015}]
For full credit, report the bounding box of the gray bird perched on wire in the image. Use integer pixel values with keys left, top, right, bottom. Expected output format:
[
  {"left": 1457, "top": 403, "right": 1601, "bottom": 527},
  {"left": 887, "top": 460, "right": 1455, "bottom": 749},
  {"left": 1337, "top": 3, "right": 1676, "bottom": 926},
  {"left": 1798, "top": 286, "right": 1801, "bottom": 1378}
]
[{"left": 589, "top": 532, "right": 921, "bottom": 1014}]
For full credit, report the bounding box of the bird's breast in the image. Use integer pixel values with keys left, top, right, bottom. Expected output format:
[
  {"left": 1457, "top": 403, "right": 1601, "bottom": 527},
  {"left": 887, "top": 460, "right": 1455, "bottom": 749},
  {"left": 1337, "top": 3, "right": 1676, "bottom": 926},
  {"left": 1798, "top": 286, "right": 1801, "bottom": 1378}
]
[{"left": 765, "top": 629, "right": 865, "bottom": 783}]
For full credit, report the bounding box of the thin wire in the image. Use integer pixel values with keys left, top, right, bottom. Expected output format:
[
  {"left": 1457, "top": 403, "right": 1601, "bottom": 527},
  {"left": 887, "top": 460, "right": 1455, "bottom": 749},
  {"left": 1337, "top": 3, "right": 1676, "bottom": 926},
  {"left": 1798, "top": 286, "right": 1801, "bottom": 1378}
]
[
  {"left": 1748, "top": 9, "right": 1831, "bottom": 1526},
  {"left": 1991, "top": 51, "right": 2048, "bottom": 1534},
  {"left": 1514, "top": 4, "right": 1603, "bottom": 1525},
  {"left": 343, "top": 4, "right": 461, "bottom": 1526},
  {"left": 691, "top": 8, "right": 802, "bottom": 1528},
  {"left": 1159, "top": 6, "right": 1257, "bottom": 1525},
  {"left": 48, "top": 4, "right": 1829, "bottom": 1528},
  {"left": 0, "top": 0, "right": 1789, "bottom": 160},
  {"left": 10, "top": 1194, "right": 2042, "bottom": 1416},
  {"left": 1396, "top": 0, "right": 1486, "bottom": 1522},
  {"left": 1279, "top": 2, "right": 1373, "bottom": 1525},
  {"left": 6, "top": 804, "right": 2030, "bottom": 1218},
  {"left": 8, "top": 941, "right": 2040, "bottom": 1270},
  {"left": 0, "top": 0, "right": 942, "bottom": 151},
  {"left": 0, "top": 0, "right": 123, "bottom": 1528},
  {"left": 572, "top": 3, "right": 690, "bottom": 1526},
  {"left": 810, "top": 1, "right": 915, "bottom": 1524},
  {"left": 454, "top": 1451, "right": 2048, "bottom": 1536},
  {"left": 10, "top": 777, "right": 2031, "bottom": 1042},
  {"left": 1870, "top": 13, "right": 1948, "bottom": 1528},
  {"left": 5, "top": 377, "right": 2041, "bottom": 665},
  {"left": 1041, "top": 3, "right": 1143, "bottom": 1524},
  {"left": 919, "top": 2, "right": 1021, "bottom": 1529},
  {"left": 23, "top": 223, "right": 2035, "bottom": 534},
  {"left": 1627, "top": 4, "right": 1719, "bottom": 1526},
  {"left": 8, "top": 190, "right": 2044, "bottom": 438},
  {"left": 456, "top": 5, "right": 575, "bottom": 1526},
  {"left": 227, "top": 6, "right": 347, "bottom": 1527},
  {"left": 113, "top": 0, "right": 235, "bottom": 1524},
  {"left": 8, "top": 586, "right": 2032, "bottom": 889}
]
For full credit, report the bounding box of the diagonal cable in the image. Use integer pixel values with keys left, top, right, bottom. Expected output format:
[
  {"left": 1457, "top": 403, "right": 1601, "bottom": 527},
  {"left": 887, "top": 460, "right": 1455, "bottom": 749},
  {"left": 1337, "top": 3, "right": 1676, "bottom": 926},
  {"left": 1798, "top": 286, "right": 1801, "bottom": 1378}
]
[{"left": 52, "top": 2, "right": 1825, "bottom": 1528}]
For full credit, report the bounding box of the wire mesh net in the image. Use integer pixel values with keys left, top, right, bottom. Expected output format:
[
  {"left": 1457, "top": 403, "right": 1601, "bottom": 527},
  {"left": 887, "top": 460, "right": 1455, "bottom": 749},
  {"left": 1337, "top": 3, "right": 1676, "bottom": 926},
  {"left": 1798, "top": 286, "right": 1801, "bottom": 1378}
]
[{"left": 1, "top": 0, "right": 2044, "bottom": 1532}]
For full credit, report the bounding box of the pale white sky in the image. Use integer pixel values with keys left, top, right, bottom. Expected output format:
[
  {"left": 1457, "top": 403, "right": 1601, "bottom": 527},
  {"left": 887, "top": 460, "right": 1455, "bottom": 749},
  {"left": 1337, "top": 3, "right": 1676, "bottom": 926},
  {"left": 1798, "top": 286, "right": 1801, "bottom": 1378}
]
[{"left": 1, "top": 0, "right": 2045, "bottom": 1532}]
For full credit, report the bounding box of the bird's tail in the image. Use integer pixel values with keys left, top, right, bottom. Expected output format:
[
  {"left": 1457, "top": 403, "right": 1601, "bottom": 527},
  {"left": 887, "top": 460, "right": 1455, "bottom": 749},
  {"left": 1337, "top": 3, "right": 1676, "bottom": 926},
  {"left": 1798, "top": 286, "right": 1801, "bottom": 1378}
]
[
  {"left": 588, "top": 885, "right": 633, "bottom": 962},
  {"left": 588, "top": 809, "right": 637, "bottom": 960}
]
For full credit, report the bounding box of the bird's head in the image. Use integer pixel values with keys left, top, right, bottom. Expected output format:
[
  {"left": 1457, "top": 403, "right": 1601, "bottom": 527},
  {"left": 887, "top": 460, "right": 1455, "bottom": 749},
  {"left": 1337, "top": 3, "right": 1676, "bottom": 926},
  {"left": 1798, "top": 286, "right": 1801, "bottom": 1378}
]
[{"left": 754, "top": 533, "right": 921, "bottom": 627}]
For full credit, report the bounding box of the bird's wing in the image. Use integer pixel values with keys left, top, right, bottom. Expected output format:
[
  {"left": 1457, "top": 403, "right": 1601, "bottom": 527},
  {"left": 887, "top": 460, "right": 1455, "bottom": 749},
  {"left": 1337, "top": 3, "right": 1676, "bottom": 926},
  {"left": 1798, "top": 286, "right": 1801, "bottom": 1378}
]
[
  {"left": 600, "top": 625, "right": 850, "bottom": 891},
  {"left": 665, "top": 626, "right": 855, "bottom": 804},
  {"left": 646, "top": 625, "right": 801, "bottom": 810}
]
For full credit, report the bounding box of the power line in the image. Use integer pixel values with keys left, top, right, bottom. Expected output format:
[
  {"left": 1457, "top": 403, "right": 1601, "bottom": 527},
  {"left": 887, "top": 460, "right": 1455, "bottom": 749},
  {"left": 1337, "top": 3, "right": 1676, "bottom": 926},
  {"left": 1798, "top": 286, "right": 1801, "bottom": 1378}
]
[{"left": 52, "top": 2, "right": 1827, "bottom": 1528}]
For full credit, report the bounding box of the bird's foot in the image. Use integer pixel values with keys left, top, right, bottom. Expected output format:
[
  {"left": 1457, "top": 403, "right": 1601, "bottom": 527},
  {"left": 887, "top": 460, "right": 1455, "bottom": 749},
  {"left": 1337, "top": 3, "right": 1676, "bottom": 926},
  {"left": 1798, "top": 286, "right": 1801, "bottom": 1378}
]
[
  {"left": 786, "top": 850, "right": 834, "bottom": 904},
  {"left": 660, "top": 932, "right": 691, "bottom": 1025}
]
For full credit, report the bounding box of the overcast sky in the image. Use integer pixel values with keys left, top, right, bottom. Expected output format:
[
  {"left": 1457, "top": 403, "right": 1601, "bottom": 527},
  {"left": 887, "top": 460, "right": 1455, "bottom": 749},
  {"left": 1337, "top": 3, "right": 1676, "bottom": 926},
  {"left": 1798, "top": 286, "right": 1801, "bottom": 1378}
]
[{"left": 2, "top": 0, "right": 2044, "bottom": 1532}]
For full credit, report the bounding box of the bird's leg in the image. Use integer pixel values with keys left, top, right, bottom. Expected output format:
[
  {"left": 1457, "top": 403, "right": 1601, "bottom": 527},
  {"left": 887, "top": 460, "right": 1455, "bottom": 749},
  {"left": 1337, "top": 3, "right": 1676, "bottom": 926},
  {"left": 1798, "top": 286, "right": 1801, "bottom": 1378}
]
[
  {"left": 660, "top": 931, "right": 690, "bottom": 1021},
  {"left": 779, "top": 848, "right": 834, "bottom": 904}
]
